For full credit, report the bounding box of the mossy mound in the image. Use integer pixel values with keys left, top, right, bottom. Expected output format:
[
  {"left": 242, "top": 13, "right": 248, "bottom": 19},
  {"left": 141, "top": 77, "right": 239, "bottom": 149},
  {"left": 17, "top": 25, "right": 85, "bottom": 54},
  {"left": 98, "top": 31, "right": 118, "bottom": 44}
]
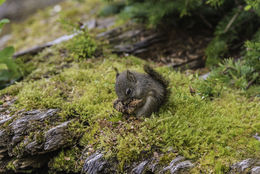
[
  {"left": 1, "top": 41, "right": 259, "bottom": 172},
  {"left": 0, "top": 0, "right": 259, "bottom": 172}
]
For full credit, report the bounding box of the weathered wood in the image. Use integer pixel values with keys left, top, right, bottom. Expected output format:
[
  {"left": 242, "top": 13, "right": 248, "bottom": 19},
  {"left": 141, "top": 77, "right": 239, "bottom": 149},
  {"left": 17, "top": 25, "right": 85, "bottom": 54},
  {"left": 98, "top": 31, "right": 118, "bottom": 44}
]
[
  {"left": 13, "top": 33, "right": 77, "bottom": 58},
  {"left": 168, "top": 57, "right": 205, "bottom": 70},
  {"left": 112, "top": 33, "right": 165, "bottom": 54},
  {"left": 229, "top": 159, "right": 260, "bottom": 174},
  {"left": 0, "top": 108, "right": 80, "bottom": 173},
  {"left": 12, "top": 17, "right": 117, "bottom": 58}
]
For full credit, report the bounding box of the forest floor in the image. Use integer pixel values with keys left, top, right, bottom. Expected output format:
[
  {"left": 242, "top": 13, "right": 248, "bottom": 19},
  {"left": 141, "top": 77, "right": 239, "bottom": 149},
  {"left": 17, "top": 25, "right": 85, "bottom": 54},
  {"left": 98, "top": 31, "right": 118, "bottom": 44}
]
[{"left": 0, "top": 0, "right": 259, "bottom": 173}]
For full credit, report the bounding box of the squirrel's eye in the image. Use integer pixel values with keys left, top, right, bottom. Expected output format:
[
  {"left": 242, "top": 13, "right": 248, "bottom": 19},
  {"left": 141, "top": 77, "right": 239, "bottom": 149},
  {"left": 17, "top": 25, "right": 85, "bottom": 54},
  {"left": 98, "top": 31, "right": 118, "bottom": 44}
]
[{"left": 126, "top": 88, "right": 132, "bottom": 95}]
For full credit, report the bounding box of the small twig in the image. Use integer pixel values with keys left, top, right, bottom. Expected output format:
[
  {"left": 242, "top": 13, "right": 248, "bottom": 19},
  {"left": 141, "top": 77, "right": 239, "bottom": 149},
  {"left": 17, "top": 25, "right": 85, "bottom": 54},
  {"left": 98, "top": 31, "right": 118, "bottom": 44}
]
[
  {"left": 189, "top": 86, "right": 196, "bottom": 96},
  {"left": 246, "top": 72, "right": 259, "bottom": 90},
  {"left": 246, "top": 78, "right": 256, "bottom": 90},
  {"left": 222, "top": 66, "right": 237, "bottom": 75},
  {"left": 224, "top": 11, "right": 240, "bottom": 33}
]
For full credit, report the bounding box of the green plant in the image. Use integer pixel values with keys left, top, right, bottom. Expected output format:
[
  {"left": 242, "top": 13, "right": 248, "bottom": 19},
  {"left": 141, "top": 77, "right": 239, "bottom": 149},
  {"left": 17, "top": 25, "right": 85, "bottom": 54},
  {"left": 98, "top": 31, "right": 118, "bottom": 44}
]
[
  {"left": 244, "top": 30, "right": 260, "bottom": 73},
  {"left": 118, "top": 0, "right": 204, "bottom": 25},
  {"left": 0, "top": 0, "right": 21, "bottom": 89},
  {"left": 245, "top": 0, "right": 260, "bottom": 14},
  {"left": 67, "top": 29, "right": 97, "bottom": 61},
  {"left": 205, "top": 7, "right": 259, "bottom": 66},
  {"left": 0, "top": 18, "right": 9, "bottom": 33},
  {"left": 0, "top": 0, "right": 8, "bottom": 32},
  {"left": 205, "top": 0, "right": 260, "bottom": 66},
  {"left": 210, "top": 59, "right": 256, "bottom": 89},
  {"left": 99, "top": 0, "right": 125, "bottom": 17},
  {"left": 206, "top": 29, "right": 260, "bottom": 93},
  {"left": 0, "top": 47, "right": 21, "bottom": 89},
  {"left": 102, "top": 0, "right": 233, "bottom": 26}
]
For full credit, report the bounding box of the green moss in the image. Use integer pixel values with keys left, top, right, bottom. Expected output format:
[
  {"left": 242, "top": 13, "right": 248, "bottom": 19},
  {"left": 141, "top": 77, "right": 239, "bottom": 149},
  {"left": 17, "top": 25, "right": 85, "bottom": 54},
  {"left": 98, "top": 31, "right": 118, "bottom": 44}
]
[
  {"left": 80, "top": 122, "right": 101, "bottom": 146},
  {"left": 116, "top": 122, "right": 159, "bottom": 170},
  {"left": 11, "top": 141, "right": 26, "bottom": 157},
  {"left": 6, "top": 160, "right": 16, "bottom": 171},
  {"left": 49, "top": 147, "right": 82, "bottom": 173},
  {"left": 22, "top": 45, "right": 74, "bottom": 81},
  {"left": 66, "top": 29, "right": 97, "bottom": 61},
  {"left": 159, "top": 152, "right": 178, "bottom": 165},
  {"left": 0, "top": 82, "right": 23, "bottom": 96},
  {"left": 16, "top": 79, "right": 65, "bottom": 109}
]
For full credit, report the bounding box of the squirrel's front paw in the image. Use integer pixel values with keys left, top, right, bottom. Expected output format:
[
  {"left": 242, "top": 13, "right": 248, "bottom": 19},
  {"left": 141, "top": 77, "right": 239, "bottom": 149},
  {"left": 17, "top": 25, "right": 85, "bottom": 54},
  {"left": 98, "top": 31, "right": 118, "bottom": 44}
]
[{"left": 113, "top": 98, "right": 144, "bottom": 115}]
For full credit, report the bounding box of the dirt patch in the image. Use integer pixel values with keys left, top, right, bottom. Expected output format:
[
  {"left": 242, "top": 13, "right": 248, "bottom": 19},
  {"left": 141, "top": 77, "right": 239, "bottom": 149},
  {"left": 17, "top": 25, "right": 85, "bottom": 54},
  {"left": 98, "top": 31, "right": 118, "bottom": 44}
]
[{"left": 100, "top": 23, "right": 212, "bottom": 70}]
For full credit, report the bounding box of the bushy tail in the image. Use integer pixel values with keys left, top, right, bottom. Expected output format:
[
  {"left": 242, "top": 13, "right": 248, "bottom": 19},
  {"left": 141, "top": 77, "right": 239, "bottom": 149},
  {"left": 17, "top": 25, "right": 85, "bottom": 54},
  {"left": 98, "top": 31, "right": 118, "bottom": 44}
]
[{"left": 143, "top": 65, "right": 170, "bottom": 104}]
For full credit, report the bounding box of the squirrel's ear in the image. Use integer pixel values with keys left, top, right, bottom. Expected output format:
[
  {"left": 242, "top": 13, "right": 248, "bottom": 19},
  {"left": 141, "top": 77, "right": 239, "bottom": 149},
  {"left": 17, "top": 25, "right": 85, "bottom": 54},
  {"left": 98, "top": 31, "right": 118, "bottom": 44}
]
[
  {"left": 114, "top": 67, "right": 119, "bottom": 78},
  {"left": 126, "top": 70, "right": 136, "bottom": 83}
]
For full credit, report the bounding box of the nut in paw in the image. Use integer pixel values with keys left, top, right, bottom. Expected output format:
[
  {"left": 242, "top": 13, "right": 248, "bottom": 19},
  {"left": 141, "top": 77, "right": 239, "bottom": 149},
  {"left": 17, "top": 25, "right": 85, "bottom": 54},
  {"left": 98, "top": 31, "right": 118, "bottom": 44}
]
[{"left": 113, "top": 98, "right": 144, "bottom": 115}]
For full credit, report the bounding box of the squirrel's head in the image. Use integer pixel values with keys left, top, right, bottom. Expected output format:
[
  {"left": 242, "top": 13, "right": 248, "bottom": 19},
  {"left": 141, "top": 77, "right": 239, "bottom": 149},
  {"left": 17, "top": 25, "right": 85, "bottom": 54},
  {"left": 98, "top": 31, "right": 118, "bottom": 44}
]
[{"left": 115, "top": 70, "right": 137, "bottom": 103}]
